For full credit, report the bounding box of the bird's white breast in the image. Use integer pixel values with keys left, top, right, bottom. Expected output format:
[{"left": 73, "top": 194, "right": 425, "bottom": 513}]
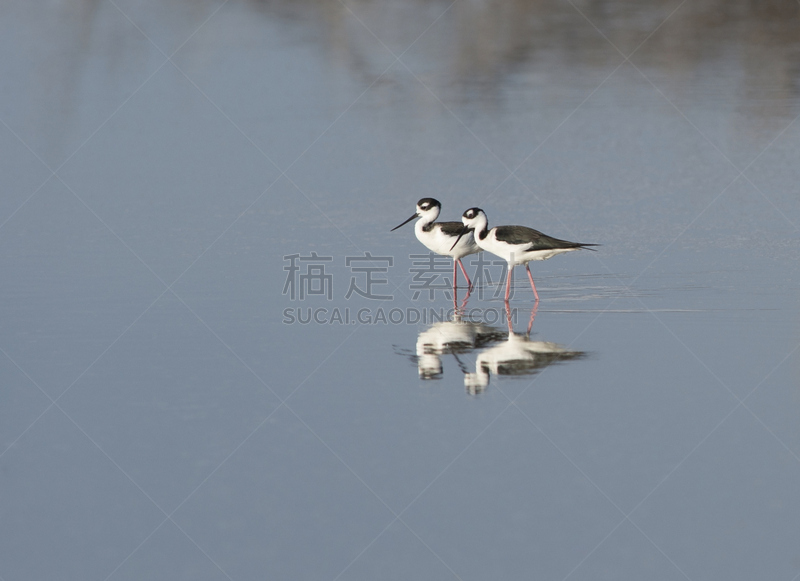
[{"left": 415, "top": 222, "right": 480, "bottom": 259}]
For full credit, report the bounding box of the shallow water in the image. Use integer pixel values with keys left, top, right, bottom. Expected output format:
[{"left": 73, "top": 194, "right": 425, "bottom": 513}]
[{"left": 1, "top": 0, "right": 800, "bottom": 579}]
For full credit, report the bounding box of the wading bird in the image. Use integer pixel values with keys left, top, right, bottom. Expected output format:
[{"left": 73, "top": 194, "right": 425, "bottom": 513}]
[
  {"left": 451, "top": 207, "right": 597, "bottom": 301},
  {"left": 392, "top": 198, "right": 481, "bottom": 289}
]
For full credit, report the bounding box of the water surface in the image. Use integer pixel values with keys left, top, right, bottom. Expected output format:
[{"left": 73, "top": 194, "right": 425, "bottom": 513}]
[{"left": 1, "top": 1, "right": 800, "bottom": 579}]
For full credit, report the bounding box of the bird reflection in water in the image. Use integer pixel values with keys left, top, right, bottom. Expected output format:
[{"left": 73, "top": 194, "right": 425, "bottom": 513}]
[
  {"left": 403, "top": 292, "right": 586, "bottom": 394},
  {"left": 415, "top": 290, "right": 505, "bottom": 380},
  {"left": 464, "top": 302, "right": 585, "bottom": 395}
]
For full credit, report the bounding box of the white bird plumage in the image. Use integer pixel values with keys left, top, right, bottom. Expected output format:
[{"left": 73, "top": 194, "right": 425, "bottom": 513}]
[
  {"left": 451, "top": 207, "right": 597, "bottom": 301},
  {"left": 392, "top": 198, "right": 481, "bottom": 288}
]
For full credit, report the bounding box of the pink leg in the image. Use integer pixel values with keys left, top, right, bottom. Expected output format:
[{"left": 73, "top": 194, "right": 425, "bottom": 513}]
[
  {"left": 527, "top": 302, "right": 539, "bottom": 335},
  {"left": 457, "top": 259, "right": 472, "bottom": 290},
  {"left": 525, "top": 264, "right": 539, "bottom": 302},
  {"left": 504, "top": 266, "right": 513, "bottom": 301},
  {"left": 504, "top": 299, "right": 513, "bottom": 334},
  {"left": 452, "top": 259, "right": 458, "bottom": 289}
]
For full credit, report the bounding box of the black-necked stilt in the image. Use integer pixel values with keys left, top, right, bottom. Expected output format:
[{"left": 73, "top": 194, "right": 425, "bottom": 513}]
[
  {"left": 391, "top": 198, "right": 481, "bottom": 289},
  {"left": 451, "top": 207, "right": 597, "bottom": 301}
]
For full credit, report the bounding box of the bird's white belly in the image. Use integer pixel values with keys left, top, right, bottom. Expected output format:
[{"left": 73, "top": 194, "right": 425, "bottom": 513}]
[
  {"left": 416, "top": 226, "right": 479, "bottom": 259},
  {"left": 478, "top": 237, "right": 576, "bottom": 264}
]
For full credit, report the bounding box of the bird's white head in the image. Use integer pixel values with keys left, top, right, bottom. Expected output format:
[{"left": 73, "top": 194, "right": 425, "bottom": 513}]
[
  {"left": 450, "top": 207, "right": 488, "bottom": 251},
  {"left": 415, "top": 198, "right": 441, "bottom": 223},
  {"left": 391, "top": 197, "right": 441, "bottom": 231},
  {"left": 461, "top": 207, "right": 488, "bottom": 233}
]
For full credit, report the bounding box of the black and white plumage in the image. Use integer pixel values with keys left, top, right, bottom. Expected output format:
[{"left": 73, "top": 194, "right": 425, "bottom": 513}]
[
  {"left": 451, "top": 207, "right": 597, "bottom": 301},
  {"left": 391, "top": 198, "right": 481, "bottom": 289}
]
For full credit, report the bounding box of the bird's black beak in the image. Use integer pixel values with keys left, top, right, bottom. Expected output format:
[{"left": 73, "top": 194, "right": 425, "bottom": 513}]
[
  {"left": 450, "top": 225, "right": 472, "bottom": 251},
  {"left": 391, "top": 213, "right": 418, "bottom": 231}
]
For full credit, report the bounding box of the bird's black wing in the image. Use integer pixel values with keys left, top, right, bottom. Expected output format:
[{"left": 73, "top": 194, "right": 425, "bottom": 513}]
[
  {"left": 438, "top": 221, "right": 467, "bottom": 237},
  {"left": 494, "top": 225, "right": 596, "bottom": 251}
]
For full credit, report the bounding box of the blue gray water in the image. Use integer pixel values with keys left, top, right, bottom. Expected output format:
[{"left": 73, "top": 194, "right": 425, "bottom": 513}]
[{"left": 2, "top": 1, "right": 800, "bottom": 579}]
